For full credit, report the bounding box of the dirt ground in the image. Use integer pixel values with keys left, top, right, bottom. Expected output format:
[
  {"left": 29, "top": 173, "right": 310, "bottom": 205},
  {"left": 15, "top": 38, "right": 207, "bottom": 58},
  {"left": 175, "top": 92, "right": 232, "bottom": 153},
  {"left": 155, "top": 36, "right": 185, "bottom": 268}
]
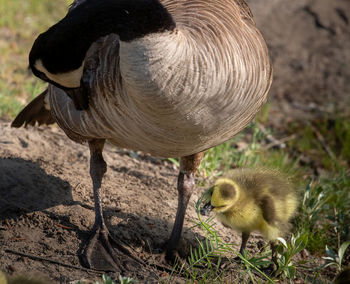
[
  {"left": 1, "top": 0, "right": 349, "bottom": 283},
  {"left": 247, "top": 0, "right": 350, "bottom": 125},
  {"left": 0, "top": 122, "right": 249, "bottom": 283}
]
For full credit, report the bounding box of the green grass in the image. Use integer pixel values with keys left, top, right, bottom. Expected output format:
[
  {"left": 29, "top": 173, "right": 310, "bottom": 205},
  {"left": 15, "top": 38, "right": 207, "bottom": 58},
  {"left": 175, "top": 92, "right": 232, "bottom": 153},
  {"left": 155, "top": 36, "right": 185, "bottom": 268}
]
[
  {"left": 196, "top": 122, "right": 300, "bottom": 184},
  {"left": 168, "top": 117, "right": 350, "bottom": 283},
  {"left": 76, "top": 274, "right": 136, "bottom": 284},
  {"left": 75, "top": 117, "right": 350, "bottom": 283},
  {"left": 286, "top": 116, "right": 350, "bottom": 259},
  {"left": 0, "top": 0, "right": 71, "bottom": 118},
  {"left": 287, "top": 116, "right": 350, "bottom": 172},
  {"left": 167, "top": 198, "right": 276, "bottom": 283},
  {"left": 296, "top": 173, "right": 350, "bottom": 254},
  {"left": 0, "top": 0, "right": 69, "bottom": 32}
]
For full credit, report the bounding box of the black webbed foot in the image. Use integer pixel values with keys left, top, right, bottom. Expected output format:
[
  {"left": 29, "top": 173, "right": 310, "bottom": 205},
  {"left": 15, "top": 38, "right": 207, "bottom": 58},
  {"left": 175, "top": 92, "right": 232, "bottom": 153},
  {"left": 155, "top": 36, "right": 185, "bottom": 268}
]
[{"left": 81, "top": 223, "right": 141, "bottom": 272}]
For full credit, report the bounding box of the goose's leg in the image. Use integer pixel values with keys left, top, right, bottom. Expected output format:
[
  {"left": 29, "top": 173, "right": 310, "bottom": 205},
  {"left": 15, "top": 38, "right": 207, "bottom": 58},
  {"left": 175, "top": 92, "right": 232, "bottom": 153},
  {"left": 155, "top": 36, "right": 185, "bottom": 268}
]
[
  {"left": 82, "top": 139, "right": 137, "bottom": 271},
  {"left": 165, "top": 152, "right": 204, "bottom": 262}
]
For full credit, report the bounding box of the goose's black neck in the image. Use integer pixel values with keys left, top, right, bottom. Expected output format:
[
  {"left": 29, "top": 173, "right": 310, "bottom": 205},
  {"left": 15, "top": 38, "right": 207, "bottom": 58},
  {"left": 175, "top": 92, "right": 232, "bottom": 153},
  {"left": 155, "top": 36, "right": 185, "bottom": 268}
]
[{"left": 29, "top": 0, "right": 175, "bottom": 75}]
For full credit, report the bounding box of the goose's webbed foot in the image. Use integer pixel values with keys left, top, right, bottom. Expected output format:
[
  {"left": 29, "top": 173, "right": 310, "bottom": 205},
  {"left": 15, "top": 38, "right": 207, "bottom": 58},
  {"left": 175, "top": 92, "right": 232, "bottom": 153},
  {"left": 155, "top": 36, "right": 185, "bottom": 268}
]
[{"left": 81, "top": 223, "right": 140, "bottom": 272}]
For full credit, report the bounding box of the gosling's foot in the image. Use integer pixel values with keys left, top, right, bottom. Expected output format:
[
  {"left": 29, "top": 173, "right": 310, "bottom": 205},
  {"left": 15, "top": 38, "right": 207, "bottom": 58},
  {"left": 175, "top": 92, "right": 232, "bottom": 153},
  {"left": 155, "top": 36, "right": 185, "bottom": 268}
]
[
  {"left": 260, "top": 263, "right": 281, "bottom": 278},
  {"left": 233, "top": 250, "right": 247, "bottom": 263},
  {"left": 81, "top": 224, "right": 141, "bottom": 272},
  {"left": 233, "top": 255, "right": 243, "bottom": 263}
]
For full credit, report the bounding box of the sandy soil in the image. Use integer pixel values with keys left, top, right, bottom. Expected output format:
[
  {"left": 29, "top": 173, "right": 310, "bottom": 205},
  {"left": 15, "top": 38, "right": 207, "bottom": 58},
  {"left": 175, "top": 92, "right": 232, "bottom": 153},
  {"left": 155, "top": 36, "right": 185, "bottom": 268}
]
[
  {"left": 247, "top": 0, "right": 350, "bottom": 125},
  {"left": 0, "top": 121, "right": 248, "bottom": 283}
]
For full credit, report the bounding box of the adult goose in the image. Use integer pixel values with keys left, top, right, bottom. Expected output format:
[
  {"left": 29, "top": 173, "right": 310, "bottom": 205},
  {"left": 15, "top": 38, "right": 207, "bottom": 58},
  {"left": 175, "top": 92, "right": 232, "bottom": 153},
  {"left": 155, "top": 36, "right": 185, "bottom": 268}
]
[{"left": 12, "top": 0, "right": 272, "bottom": 271}]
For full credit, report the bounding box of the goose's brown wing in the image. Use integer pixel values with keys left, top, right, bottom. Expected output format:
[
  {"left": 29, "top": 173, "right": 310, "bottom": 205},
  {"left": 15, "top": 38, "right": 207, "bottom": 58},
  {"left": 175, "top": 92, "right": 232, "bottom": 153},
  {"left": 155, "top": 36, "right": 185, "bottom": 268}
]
[{"left": 11, "top": 89, "right": 55, "bottom": 128}]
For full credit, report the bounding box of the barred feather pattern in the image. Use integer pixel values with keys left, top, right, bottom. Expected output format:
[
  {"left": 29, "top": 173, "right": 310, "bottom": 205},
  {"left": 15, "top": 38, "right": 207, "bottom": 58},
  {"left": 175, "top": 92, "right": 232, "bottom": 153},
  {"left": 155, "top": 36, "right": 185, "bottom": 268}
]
[{"left": 49, "top": 0, "right": 272, "bottom": 157}]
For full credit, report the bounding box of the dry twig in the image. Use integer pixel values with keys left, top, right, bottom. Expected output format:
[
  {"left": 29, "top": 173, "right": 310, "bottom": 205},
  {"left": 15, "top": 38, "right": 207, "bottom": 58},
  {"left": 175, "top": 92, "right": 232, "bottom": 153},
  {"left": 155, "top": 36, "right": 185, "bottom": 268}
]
[
  {"left": 5, "top": 220, "right": 12, "bottom": 230},
  {"left": 309, "top": 124, "right": 336, "bottom": 160},
  {"left": 258, "top": 124, "right": 296, "bottom": 150},
  {"left": 56, "top": 223, "right": 73, "bottom": 230},
  {"left": 4, "top": 249, "right": 104, "bottom": 274}
]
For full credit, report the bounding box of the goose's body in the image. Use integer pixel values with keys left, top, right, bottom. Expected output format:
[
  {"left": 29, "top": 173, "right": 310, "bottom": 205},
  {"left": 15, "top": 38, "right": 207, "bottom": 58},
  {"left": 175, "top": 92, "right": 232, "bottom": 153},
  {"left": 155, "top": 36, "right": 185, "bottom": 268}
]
[
  {"left": 48, "top": 0, "right": 271, "bottom": 157},
  {"left": 12, "top": 0, "right": 272, "bottom": 271}
]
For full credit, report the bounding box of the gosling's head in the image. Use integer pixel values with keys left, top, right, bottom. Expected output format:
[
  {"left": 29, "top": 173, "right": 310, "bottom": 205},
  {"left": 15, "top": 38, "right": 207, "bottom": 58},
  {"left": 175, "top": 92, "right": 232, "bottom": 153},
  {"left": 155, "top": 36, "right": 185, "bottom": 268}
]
[{"left": 200, "top": 178, "right": 240, "bottom": 215}]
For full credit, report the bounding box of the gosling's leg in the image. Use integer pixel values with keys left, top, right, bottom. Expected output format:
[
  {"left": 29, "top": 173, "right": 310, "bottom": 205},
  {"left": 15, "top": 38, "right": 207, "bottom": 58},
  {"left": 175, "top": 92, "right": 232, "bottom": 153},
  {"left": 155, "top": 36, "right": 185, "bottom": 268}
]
[
  {"left": 233, "top": 232, "right": 250, "bottom": 262},
  {"left": 81, "top": 139, "right": 138, "bottom": 271},
  {"left": 240, "top": 232, "right": 250, "bottom": 255},
  {"left": 257, "top": 240, "right": 279, "bottom": 276},
  {"left": 270, "top": 240, "right": 279, "bottom": 271},
  {"left": 165, "top": 152, "right": 204, "bottom": 262}
]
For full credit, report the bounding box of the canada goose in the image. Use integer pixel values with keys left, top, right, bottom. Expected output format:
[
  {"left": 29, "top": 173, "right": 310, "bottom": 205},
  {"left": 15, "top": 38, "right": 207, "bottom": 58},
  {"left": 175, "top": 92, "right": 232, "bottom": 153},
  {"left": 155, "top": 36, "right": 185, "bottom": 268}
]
[
  {"left": 201, "top": 168, "right": 298, "bottom": 268},
  {"left": 12, "top": 0, "right": 272, "bottom": 271}
]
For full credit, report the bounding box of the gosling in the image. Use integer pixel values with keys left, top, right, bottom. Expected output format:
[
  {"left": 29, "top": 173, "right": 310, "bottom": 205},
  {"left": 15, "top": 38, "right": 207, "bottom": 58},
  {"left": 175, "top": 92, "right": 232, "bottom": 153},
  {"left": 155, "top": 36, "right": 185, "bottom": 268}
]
[{"left": 201, "top": 168, "right": 298, "bottom": 266}]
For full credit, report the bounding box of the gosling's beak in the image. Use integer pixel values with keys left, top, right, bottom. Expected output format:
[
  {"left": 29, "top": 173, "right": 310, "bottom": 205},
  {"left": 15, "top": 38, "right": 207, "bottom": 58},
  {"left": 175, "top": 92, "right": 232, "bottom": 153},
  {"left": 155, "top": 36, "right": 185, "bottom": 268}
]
[{"left": 200, "top": 202, "right": 214, "bottom": 216}]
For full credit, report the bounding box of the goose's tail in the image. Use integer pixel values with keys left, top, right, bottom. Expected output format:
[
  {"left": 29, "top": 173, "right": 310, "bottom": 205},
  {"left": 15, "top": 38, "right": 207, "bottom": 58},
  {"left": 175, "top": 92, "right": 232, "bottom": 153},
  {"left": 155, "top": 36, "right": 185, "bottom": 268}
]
[{"left": 11, "top": 89, "right": 55, "bottom": 128}]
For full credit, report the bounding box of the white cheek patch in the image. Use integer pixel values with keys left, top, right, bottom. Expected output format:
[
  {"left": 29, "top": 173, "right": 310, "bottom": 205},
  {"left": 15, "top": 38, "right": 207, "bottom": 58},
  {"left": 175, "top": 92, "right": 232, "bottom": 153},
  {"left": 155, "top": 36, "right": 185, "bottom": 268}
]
[{"left": 35, "top": 59, "right": 84, "bottom": 88}]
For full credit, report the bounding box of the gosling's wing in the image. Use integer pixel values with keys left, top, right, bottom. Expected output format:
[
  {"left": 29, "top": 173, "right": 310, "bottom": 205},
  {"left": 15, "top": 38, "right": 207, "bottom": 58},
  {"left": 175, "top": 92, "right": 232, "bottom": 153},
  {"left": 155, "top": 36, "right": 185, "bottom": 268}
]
[{"left": 260, "top": 195, "right": 276, "bottom": 225}]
